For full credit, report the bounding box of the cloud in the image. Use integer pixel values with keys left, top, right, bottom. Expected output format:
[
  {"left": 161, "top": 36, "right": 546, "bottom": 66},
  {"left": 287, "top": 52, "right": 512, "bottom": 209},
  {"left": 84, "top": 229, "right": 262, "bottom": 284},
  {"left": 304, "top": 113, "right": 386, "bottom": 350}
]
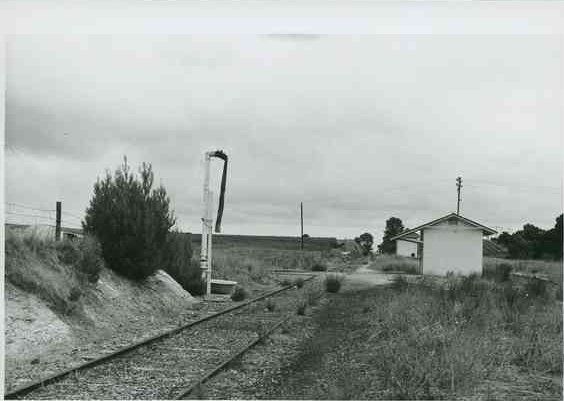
[{"left": 5, "top": 35, "right": 562, "bottom": 238}]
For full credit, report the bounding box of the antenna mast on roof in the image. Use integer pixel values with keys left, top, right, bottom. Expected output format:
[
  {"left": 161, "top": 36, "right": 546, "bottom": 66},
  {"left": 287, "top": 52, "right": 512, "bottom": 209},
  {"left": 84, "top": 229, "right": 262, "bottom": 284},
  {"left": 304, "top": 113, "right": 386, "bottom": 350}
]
[{"left": 456, "top": 176, "right": 463, "bottom": 215}]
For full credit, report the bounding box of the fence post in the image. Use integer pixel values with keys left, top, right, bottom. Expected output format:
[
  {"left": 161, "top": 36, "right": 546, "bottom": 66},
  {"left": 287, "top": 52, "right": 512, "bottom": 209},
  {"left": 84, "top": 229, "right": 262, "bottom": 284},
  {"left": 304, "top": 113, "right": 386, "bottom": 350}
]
[{"left": 55, "top": 201, "right": 61, "bottom": 241}]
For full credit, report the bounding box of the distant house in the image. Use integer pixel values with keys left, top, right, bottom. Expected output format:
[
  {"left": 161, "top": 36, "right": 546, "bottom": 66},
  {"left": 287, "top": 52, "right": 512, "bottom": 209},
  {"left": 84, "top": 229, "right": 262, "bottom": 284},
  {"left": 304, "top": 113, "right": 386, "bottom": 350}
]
[
  {"left": 390, "top": 213, "right": 497, "bottom": 276},
  {"left": 396, "top": 231, "right": 420, "bottom": 258}
]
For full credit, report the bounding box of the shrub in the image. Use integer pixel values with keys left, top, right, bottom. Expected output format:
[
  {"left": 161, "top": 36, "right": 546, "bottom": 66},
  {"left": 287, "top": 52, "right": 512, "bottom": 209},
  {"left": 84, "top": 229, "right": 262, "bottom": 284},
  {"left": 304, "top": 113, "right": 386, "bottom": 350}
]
[
  {"left": 83, "top": 158, "right": 176, "bottom": 280},
  {"left": 54, "top": 235, "right": 104, "bottom": 282},
  {"left": 295, "top": 277, "right": 305, "bottom": 288},
  {"left": 297, "top": 300, "right": 307, "bottom": 315},
  {"left": 312, "top": 262, "right": 328, "bottom": 272},
  {"left": 391, "top": 275, "right": 409, "bottom": 291},
  {"left": 280, "top": 277, "right": 293, "bottom": 287},
  {"left": 524, "top": 278, "right": 548, "bottom": 299},
  {"left": 483, "top": 262, "right": 512, "bottom": 282},
  {"left": 162, "top": 232, "right": 204, "bottom": 295},
  {"left": 325, "top": 274, "right": 344, "bottom": 293},
  {"left": 266, "top": 298, "right": 276, "bottom": 312},
  {"left": 231, "top": 285, "right": 247, "bottom": 301}
]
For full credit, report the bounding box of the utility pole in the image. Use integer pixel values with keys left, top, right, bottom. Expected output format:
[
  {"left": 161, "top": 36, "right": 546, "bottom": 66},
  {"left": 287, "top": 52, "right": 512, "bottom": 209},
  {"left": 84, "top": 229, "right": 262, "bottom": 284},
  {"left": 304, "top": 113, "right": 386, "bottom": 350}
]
[
  {"left": 456, "top": 177, "right": 462, "bottom": 215},
  {"left": 300, "top": 202, "right": 304, "bottom": 250},
  {"left": 55, "top": 201, "right": 62, "bottom": 241}
]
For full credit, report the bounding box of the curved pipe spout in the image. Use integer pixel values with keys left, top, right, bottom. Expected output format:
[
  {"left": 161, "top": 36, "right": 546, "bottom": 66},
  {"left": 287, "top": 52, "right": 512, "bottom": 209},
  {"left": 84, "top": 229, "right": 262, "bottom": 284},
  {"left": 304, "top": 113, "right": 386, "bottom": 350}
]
[{"left": 209, "top": 150, "right": 228, "bottom": 233}]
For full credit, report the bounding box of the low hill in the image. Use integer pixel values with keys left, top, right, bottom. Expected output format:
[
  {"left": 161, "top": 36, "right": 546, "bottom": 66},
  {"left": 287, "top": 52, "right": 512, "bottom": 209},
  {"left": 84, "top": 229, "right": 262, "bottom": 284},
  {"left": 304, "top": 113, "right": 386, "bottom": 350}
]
[{"left": 191, "top": 233, "right": 338, "bottom": 251}]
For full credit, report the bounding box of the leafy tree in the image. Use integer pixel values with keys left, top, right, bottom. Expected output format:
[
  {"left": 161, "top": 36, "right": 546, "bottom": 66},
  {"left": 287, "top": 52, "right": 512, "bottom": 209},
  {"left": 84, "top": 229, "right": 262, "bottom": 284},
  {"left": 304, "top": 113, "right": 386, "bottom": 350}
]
[
  {"left": 354, "top": 232, "right": 374, "bottom": 256},
  {"left": 492, "top": 214, "right": 563, "bottom": 260},
  {"left": 83, "top": 158, "right": 176, "bottom": 280},
  {"left": 378, "top": 217, "right": 404, "bottom": 254}
]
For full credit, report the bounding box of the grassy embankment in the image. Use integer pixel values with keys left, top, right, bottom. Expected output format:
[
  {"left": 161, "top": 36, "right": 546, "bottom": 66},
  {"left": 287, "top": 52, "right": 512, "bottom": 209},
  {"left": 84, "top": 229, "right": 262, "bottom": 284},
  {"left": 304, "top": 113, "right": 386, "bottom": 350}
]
[
  {"left": 261, "top": 272, "right": 562, "bottom": 400},
  {"left": 5, "top": 227, "right": 104, "bottom": 316}
]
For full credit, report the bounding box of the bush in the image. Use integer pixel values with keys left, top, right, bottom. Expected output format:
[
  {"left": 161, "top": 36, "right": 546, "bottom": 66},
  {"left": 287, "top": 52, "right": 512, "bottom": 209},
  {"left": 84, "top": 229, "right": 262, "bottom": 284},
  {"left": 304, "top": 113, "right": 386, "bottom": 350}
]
[
  {"left": 295, "top": 277, "right": 305, "bottom": 288},
  {"left": 231, "top": 285, "right": 247, "bottom": 301},
  {"left": 83, "top": 158, "right": 176, "bottom": 280},
  {"left": 162, "top": 232, "right": 204, "bottom": 295},
  {"left": 483, "top": 262, "right": 512, "bottom": 282},
  {"left": 391, "top": 275, "right": 409, "bottom": 291},
  {"left": 280, "top": 277, "right": 293, "bottom": 287},
  {"left": 325, "top": 274, "right": 344, "bottom": 293},
  {"left": 312, "top": 262, "right": 328, "bottom": 272},
  {"left": 297, "top": 300, "right": 307, "bottom": 315},
  {"left": 266, "top": 298, "right": 276, "bottom": 312},
  {"left": 524, "top": 278, "right": 548, "bottom": 299}
]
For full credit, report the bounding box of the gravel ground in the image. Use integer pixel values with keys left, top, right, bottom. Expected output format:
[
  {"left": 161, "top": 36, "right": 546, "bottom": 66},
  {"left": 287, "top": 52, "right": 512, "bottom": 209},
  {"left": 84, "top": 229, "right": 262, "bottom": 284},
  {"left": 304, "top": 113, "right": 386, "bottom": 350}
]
[{"left": 13, "top": 278, "right": 319, "bottom": 399}]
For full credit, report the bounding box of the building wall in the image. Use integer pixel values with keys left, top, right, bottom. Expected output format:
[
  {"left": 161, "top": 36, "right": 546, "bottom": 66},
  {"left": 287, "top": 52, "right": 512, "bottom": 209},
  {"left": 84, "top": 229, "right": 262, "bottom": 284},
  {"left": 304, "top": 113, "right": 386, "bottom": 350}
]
[
  {"left": 422, "top": 220, "right": 483, "bottom": 276},
  {"left": 397, "top": 240, "right": 418, "bottom": 258}
]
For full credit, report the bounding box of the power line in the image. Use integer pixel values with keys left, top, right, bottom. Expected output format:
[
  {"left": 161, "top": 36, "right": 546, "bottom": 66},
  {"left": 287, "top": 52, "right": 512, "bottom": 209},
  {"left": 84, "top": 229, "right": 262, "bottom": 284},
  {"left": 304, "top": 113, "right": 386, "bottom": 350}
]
[
  {"left": 5, "top": 211, "right": 54, "bottom": 220},
  {"left": 6, "top": 202, "right": 56, "bottom": 212}
]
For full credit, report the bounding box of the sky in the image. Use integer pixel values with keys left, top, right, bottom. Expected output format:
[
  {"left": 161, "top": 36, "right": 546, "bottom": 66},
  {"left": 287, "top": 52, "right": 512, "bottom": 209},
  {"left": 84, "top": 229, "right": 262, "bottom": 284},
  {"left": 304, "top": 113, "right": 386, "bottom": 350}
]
[{"left": 4, "top": 32, "right": 563, "bottom": 240}]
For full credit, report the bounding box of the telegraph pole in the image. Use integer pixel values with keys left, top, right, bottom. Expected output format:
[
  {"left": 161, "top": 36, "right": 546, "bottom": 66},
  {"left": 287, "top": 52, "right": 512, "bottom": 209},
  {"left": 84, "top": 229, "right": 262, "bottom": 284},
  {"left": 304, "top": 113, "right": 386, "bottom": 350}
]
[
  {"left": 300, "top": 202, "right": 304, "bottom": 250},
  {"left": 456, "top": 177, "right": 462, "bottom": 215}
]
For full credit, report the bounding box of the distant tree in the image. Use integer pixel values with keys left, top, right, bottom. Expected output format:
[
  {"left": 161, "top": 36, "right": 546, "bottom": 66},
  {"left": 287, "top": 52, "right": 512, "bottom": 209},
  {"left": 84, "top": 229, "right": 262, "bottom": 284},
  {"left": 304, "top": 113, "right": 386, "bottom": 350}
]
[
  {"left": 354, "top": 232, "right": 374, "bottom": 256},
  {"left": 378, "top": 217, "right": 404, "bottom": 254},
  {"left": 83, "top": 157, "right": 176, "bottom": 280},
  {"left": 492, "top": 214, "right": 563, "bottom": 260},
  {"left": 543, "top": 214, "right": 563, "bottom": 260}
]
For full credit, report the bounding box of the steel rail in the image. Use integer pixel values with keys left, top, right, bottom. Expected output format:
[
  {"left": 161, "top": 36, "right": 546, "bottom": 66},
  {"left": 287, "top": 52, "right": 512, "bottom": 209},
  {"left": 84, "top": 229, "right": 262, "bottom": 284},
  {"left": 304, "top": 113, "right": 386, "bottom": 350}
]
[
  {"left": 173, "top": 316, "right": 290, "bottom": 399},
  {"left": 4, "top": 275, "right": 315, "bottom": 400},
  {"left": 174, "top": 290, "right": 328, "bottom": 399}
]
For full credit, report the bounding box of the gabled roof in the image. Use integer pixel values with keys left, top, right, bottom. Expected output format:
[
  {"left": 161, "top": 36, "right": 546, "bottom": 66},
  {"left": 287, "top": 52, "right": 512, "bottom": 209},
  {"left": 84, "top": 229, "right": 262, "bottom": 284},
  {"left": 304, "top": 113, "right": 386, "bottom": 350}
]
[{"left": 390, "top": 213, "right": 497, "bottom": 241}]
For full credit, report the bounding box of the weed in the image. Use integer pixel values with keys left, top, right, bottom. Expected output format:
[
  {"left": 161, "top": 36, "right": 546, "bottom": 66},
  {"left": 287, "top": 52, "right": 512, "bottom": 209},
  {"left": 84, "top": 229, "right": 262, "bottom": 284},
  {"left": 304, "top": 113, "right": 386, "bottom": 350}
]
[
  {"left": 312, "top": 262, "right": 328, "bottom": 272},
  {"left": 297, "top": 300, "right": 307, "bottom": 315},
  {"left": 266, "top": 298, "right": 276, "bottom": 312},
  {"left": 230, "top": 285, "right": 247, "bottom": 302},
  {"left": 524, "top": 278, "right": 548, "bottom": 299},
  {"left": 280, "top": 278, "right": 293, "bottom": 287},
  {"left": 325, "top": 274, "right": 344, "bottom": 293},
  {"left": 391, "top": 275, "right": 409, "bottom": 291},
  {"left": 483, "top": 263, "right": 512, "bottom": 282}
]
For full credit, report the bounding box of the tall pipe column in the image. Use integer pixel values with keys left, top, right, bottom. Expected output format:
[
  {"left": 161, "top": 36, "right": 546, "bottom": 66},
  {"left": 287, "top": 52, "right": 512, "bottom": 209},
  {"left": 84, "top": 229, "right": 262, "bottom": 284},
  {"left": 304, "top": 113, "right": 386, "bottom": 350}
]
[{"left": 200, "top": 152, "right": 213, "bottom": 296}]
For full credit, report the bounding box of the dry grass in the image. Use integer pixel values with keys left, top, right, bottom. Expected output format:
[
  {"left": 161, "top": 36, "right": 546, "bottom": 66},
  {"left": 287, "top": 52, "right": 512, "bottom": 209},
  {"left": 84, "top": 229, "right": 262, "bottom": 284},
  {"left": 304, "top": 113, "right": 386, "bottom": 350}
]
[
  {"left": 367, "top": 275, "right": 562, "bottom": 399},
  {"left": 368, "top": 254, "right": 420, "bottom": 274},
  {"left": 190, "top": 246, "right": 331, "bottom": 290},
  {"left": 276, "top": 274, "right": 562, "bottom": 399},
  {"left": 484, "top": 257, "right": 562, "bottom": 283},
  {"left": 4, "top": 227, "right": 104, "bottom": 316}
]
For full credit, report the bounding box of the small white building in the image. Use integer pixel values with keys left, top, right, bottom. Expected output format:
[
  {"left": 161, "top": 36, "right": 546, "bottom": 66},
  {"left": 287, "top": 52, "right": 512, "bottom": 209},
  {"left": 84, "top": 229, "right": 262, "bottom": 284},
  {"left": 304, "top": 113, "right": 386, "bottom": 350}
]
[
  {"left": 396, "top": 232, "right": 419, "bottom": 258},
  {"left": 390, "top": 213, "right": 497, "bottom": 276}
]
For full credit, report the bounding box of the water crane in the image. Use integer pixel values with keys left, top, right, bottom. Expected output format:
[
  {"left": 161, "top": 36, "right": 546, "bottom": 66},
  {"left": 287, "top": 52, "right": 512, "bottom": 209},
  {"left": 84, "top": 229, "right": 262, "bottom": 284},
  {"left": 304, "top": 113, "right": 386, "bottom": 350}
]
[{"left": 200, "top": 150, "right": 228, "bottom": 296}]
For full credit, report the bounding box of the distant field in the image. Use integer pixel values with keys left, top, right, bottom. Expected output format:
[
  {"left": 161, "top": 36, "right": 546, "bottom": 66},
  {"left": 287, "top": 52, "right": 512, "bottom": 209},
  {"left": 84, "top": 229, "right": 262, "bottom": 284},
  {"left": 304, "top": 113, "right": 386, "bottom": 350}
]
[
  {"left": 484, "top": 257, "right": 562, "bottom": 283},
  {"left": 191, "top": 233, "right": 338, "bottom": 251}
]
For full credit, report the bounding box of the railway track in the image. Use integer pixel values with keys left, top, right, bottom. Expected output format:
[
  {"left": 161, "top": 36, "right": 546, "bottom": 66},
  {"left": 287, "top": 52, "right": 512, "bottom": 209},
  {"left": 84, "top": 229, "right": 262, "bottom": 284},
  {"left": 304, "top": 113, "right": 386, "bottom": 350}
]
[{"left": 5, "top": 275, "right": 318, "bottom": 400}]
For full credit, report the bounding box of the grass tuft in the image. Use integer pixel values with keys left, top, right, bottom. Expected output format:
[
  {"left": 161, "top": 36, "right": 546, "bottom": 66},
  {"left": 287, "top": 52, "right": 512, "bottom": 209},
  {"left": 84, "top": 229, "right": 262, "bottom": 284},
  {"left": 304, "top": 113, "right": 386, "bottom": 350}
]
[
  {"left": 325, "top": 274, "right": 344, "bottom": 293},
  {"left": 230, "top": 285, "right": 248, "bottom": 302}
]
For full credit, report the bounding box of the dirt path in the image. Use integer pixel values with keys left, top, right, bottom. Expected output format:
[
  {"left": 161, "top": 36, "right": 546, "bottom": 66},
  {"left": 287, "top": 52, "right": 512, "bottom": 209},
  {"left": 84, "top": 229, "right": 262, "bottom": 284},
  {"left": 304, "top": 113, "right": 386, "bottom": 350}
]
[
  {"left": 243, "top": 266, "right": 396, "bottom": 399},
  {"left": 339, "top": 263, "right": 394, "bottom": 291},
  {"left": 252, "top": 286, "right": 387, "bottom": 399}
]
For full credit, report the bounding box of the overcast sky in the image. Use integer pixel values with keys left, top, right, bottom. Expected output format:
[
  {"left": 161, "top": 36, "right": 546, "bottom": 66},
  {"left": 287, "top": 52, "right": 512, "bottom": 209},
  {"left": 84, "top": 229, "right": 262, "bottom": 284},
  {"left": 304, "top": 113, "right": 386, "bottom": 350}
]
[{"left": 4, "top": 33, "right": 563, "bottom": 240}]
